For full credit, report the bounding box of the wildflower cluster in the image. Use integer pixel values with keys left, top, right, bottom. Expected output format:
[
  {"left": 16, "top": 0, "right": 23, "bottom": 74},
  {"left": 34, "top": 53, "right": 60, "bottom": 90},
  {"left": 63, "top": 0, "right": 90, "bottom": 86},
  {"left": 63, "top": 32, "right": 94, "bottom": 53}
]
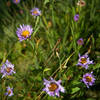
[
  {"left": 76, "top": 53, "right": 95, "bottom": 88},
  {"left": 74, "top": 0, "right": 96, "bottom": 89},
  {"left": 0, "top": 2, "right": 41, "bottom": 96},
  {"left": 0, "top": 0, "right": 98, "bottom": 99},
  {"left": 0, "top": 60, "right": 15, "bottom": 96},
  {"left": 0, "top": 60, "right": 15, "bottom": 78}
]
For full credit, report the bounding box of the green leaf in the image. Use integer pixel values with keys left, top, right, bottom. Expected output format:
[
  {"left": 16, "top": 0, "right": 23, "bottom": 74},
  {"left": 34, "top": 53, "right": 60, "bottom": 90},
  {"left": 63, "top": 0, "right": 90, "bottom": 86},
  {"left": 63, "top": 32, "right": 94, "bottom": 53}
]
[
  {"left": 71, "top": 87, "right": 80, "bottom": 94},
  {"left": 0, "top": 52, "right": 3, "bottom": 59},
  {"left": 93, "top": 64, "right": 100, "bottom": 70},
  {"left": 72, "top": 81, "right": 81, "bottom": 85},
  {"left": 44, "top": 0, "right": 50, "bottom": 5},
  {"left": 43, "top": 68, "right": 51, "bottom": 72}
]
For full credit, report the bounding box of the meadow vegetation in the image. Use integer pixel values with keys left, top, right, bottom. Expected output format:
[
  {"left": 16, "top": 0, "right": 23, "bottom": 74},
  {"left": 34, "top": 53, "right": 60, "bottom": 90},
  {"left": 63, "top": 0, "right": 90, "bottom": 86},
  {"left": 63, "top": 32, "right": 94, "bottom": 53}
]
[{"left": 0, "top": 0, "right": 100, "bottom": 100}]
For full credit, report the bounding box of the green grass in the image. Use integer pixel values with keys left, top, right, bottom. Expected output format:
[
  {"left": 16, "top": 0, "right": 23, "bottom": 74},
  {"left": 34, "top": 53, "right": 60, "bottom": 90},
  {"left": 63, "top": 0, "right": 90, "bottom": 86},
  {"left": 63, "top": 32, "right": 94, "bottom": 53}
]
[{"left": 0, "top": 0, "right": 100, "bottom": 100}]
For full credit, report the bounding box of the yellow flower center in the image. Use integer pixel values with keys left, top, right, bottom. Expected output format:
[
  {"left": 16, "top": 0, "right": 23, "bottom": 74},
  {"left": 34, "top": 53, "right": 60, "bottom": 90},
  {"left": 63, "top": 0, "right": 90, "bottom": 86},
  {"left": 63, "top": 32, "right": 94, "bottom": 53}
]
[
  {"left": 6, "top": 68, "right": 11, "bottom": 73},
  {"left": 21, "top": 30, "right": 30, "bottom": 37},
  {"left": 81, "top": 58, "right": 87, "bottom": 64},
  {"left": 85, "top": 76, "right": 92, "bottom": 82},
  {"left": 79, "top": 40, "right": 82, "bottom": 43},
  {"left": 48, "top": 83, "right": 58, "bottom": 91},
  {"left": 8, "top": 90, "right": 11, "bottom": 94},
  {"left": 16, "top": 0, "right": 18, "bottom": 2},
  {"left": 33, "top": 10, "right": 38, "bottom": 14}
]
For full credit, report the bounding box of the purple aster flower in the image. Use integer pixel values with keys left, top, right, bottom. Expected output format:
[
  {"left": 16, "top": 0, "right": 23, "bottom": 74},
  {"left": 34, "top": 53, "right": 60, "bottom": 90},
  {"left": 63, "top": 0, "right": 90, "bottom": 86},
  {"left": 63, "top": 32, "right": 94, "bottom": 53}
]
[
  {"left": 82, "top": 72, "right": 96, "bottom": 88},
  {"left": 0, "top": 60, "right": 15, "bottom": 78},
  {"left": 77, "top": 53, "right": 93, "bottom": 69},
  {"left": 5, "top": 86, "right": 13, "bottom": 96},
  {"left": 77, "top": 38, "right": 84, "bottom": 45},
  {"left": 30, "top": 8, "right": 41, "bottom": 17},
  {"left": 16, "top": 24, "right": 33, "bottom": 41},
  {"left": 12, "top": 0, "right": 20, "bottom": 4},
  {"left": 74, "top": 14, "right": 79, "bottom": 22},
  {"left": 43, "top": 77, "right": 65, "bottom": 97}
]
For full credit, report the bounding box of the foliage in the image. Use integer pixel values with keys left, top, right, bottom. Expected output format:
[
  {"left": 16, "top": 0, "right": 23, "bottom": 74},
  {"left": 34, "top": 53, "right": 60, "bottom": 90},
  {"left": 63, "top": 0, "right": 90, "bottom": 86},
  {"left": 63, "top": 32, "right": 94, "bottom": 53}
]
[{"left": 0, "top": 0, "right": 100, "bottom": 100}]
